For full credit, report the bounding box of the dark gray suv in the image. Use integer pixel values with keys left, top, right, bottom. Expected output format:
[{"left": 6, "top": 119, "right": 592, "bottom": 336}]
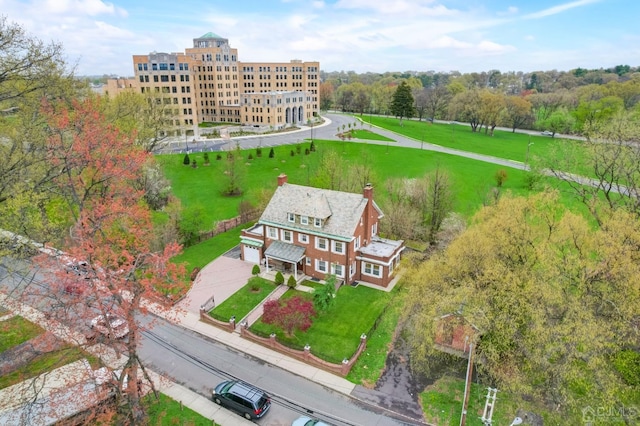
[{"left": 212, "top": 380, "right": 271, "bottom": 420}]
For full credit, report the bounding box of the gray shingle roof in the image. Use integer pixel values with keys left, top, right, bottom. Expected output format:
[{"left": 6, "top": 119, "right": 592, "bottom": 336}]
[{"left": 259, "top": 183, "right": 370, "bottom": 239}]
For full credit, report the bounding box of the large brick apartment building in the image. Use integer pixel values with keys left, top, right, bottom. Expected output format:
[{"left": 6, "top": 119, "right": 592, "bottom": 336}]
[
  {"left": 106, "top": 32, "right": 319, "bottom": 138},
  {"left": 240, "top": 174, "right": 405, "bottom": 288}
]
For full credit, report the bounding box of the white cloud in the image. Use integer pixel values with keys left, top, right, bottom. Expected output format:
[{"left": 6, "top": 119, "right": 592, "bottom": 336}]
[{"left": 524, "top": 0, "right": 601, "bottom": 19}]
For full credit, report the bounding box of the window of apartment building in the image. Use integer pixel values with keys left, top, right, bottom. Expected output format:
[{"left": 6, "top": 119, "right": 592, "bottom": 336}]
[
  {"left": 316, "top": 260, "right": 328, "bottom": 274},
  {"left": 170, "top": 63, "right": 175, "bottom": 71},
  {"left": 152, "top": 63, "right": 158, "bottom": 71},
  {"left": 153, "top": 75, "right": 159, "bottom": 82},
  {"left": 331, "top": 263, "right": 344, "bottom": 278},
  {"left": 314, "top": 217, "right": 322, "bottom": 227},
  {"left": 171, "top": 75, "right": 176, "bottom": 82},
  {"left": 137, "top": 64, "right": 143, "bottom": 71},
  {"left": 315, "top": 237, "right": 328, "bottom": 251},
  {"left": 306, "top": 257, "right": 311, "bottom": 266},
  {"left": 363, "top": 262, "right": 382, "bottom": 278},
  {"left": 332, "top": 241, "right": 345, "bottom": 254},
  {"left": 298, "top": 234, "right": 308, "bottom": 244},
  {"left": 159, "top": 63, "right": 168, "bottom": 70},
  {"left": 288, "top": 213, "right": 295, "bottom": 223},
  {"left": 282, "top": 230, "right": 293, "bottom": 243},
  {"left": 139, "top": 75, "right": 144, "bottom": 83},
  {"left": 267, "top": 227, "right": 278, "bottom": 240},
  {"left": 160, "top": 75, "right": 169, "bottom": 82}
]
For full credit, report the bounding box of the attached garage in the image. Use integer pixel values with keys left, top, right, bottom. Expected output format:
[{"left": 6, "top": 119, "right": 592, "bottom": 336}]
[{"left": 241, "top": 237, "right": 263, "bottom": 264}]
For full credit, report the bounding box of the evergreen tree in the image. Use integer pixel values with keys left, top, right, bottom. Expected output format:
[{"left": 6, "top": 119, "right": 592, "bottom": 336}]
[{"left": 390, "top": 81, "right": 416, "bottom": 125}]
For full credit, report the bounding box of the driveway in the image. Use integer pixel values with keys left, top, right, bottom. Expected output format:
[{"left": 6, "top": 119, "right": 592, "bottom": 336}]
[{"left": 177, "top": 255, "right": 254, "bottom": 314}]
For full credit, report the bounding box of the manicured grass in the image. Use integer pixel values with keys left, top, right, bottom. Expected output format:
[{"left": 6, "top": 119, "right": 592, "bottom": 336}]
[
  {"left": 350, "top": 129, "right": 395, "bottom": 142},
  {"left": 0, "top": 315, "right": 44, "bottom": 352},
  {"left": 209, "top": 277, "right": 276, "bottom": 322},
  {"left": 420, "top": 376, "right": 567, "bottom": 426},
  {"left": 0, "top": 346, "right": 100, "bottom": 390},
  {"left": 346, "top": 285, "right": 406, "bottom": 386},
  {"left": 359, "top": 114, "right": 588, "bottom": 167},
  {"left": 250, "top": 285, "right": 392, "bottom": 364},
  {"left": 144, "top": 392, "right": 219, "bottom": 425},
  {"left": 171, "top": 223, "right": 248, "bottom": 272}
]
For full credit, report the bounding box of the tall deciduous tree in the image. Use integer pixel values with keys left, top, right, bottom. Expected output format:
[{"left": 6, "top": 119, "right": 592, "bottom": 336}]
[
  {"left": 390, "top": 81, "right": 415, "bottom": 125},
  {"left": 406, "top": 191, "right": 640, "bottom": 421},
  {"left": 501, "top": 95, "right": 532, "bottom": 132},
  {"left": 319, "top": 81, "right": 335, "bottom": 111},
  {"left": 34, "top": 98, "right": 186, "bottom": 424}
]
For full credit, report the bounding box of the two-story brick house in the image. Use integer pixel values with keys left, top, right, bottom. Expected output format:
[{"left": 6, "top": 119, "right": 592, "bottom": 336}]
[{"left": 240, "top": 174, "right": 404, "bottom": 288}]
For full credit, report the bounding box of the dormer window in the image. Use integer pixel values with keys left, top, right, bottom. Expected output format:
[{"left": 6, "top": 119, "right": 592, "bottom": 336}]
[
  {"left": 314, "top": 217, "right": 322, "bottom": 227},
  {"left": 288, "top": 213, "right": 295, "bottom": 222},
  {"left": 301, "top": 216, "right": 309, "bottom": 225}
]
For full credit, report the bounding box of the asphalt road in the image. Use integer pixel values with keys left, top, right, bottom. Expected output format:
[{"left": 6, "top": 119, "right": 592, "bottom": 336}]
[{"left": 138, "top": 315, "right": 421, "bottom": 426}]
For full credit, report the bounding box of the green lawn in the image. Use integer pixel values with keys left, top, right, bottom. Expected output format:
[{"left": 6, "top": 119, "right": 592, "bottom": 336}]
[
  {"left": 350, "top": 129, "right": 395, "bottom": 142},
  {"left": 358, "top": 114, "right": 588, "bottom": 167},
  {"left": 0, "top": 315, "right": 44, "bottom": 352},
  {"left": 0, "top": 346, "right": 100, "bottom": 390},
  {"left": 209, "top": 277, "right": 276, "bottom": 322},
  {"left": 420, "top": 376, "right": 567, "bottom": 426},
  {"left": 144, "top": 392, "right": 219, "bottom": 425},
  {"left": 171, "top": 223, "right": 248, "bottom": 272},
  {"left": 250, "top": 285, "right": 392, "bottom": 364}
]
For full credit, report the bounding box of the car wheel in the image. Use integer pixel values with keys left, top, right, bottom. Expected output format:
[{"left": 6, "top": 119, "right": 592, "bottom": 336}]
[
  {"left": 214, "top": 397, "right": 222, "bottom": 405},
  {"left": 244, "top": 412, "right": 252, "bottom": 420}
]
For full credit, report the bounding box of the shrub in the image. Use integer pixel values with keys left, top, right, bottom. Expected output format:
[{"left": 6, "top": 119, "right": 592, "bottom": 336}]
[
  {"left": 262, "top": 296, "right": 316, "bottom": 337},
  {"left": 309, "top": 141, "right": 316, "bottom": 152},
  {"left": 305, "top": 148, "right": 310, "bottom": 155},
  {"left": 203, "top": 152, "right": 210, "bottom": 164},
  {"left": 269, "top": 147, "right": 275, "bottom": 158},
  {"left": 494, "top": 169, "right": 508, "bottom": 187},
  {"left": 256, "top": 147, "right": 262, "bottom": 157},
  {"left": 252, "top": 264, "right": 260, "bottom": 276},
  {"left": 248, "top": 153, "right": 254, "bottom": 160},
  {"left": 287, "top": 275, "right": 297, "bottom": 288},
  {"left": 216, "top": 153, "right": 222, "bottom": 160},
  {"left": 313, "top": 275, "right": 336, "bottom": 312},
  {"left": 290, "top": 149, "right": 295, "bottom": 157},
  {"left": 191, "top": 159, "right": 197, "bottom": 168},
  {"left": 274, "top": 271, "right": 284, "bottom": 285},
  {"left": 296, "top": 145, "right": 302, "bottom": 154},
  {"left": 183, "top": 153, "right": 190, "bottom": 165}
]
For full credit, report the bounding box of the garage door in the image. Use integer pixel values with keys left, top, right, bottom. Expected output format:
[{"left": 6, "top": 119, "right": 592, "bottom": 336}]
[{"left": 244, "top": 245, "right": 260, "bottom": 264}]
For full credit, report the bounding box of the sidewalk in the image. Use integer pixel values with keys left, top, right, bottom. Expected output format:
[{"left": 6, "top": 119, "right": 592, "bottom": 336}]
[{"left": 0, "top": 293, "right": 253, "bottom": 426}]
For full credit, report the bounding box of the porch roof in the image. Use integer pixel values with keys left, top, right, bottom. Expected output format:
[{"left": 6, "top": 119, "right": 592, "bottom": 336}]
[{"left": 264, "top": 241, "right": 306, "bottom": 263}]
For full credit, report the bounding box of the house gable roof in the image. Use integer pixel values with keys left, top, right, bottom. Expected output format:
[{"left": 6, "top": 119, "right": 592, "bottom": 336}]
[{"left": 259, "top": 183, "right": 370, "bottom": 239}]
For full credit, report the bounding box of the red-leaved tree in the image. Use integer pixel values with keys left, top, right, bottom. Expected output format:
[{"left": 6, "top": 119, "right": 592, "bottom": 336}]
[
  {"left": 24, "top": 98, "right": 187, "bottom": 424},
  {"left": 262, "top": 296, "right": 316, "bottom": 337}
]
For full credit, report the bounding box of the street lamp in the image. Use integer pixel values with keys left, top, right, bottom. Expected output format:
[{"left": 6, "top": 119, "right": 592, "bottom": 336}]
[
  {"left": 525, "top": 137, "right": 534, "bottom": 169},
  {"left": 451, "top": 121, "right": 456, "bottom": 143}
]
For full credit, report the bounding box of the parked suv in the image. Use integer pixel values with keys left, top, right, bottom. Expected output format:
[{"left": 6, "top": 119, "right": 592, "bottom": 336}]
[{"left": 212, "top": 380, "right": 271, "bottom": 420}]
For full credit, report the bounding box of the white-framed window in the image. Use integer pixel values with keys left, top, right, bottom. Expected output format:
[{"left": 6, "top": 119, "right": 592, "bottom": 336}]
[
  {"left": 267, "top": 227, "right": 278, "bottom": 240},
  {"left": 288, "top": 212, "right": 295, "bottom": 223},
  {"left": 363, "top": 262, "right": 382, "bottom": 277},
  {"left": 315, "top": 237, "right": 328, "bottom": 251},
  {"left": 355, "top": 236, "right": 361, "bottom": 249},
  {"left": 306, "top": 257, "right": 311, "bottom": 266},
  {"left": 331, "top": 263, "right": 344, "bottom": 278},
  {"left": 298, "top": 234, "right": 309, "bottom": 244},
  {"left": 332, "top": 241, "right": 345, "bottom": 254},
  {"left": 301, "top": 216, "right": 309, "bottom": 225},
  {"left": 282, "top": 230, "right": 293, "bottom": 243},
  {"left": 350, "top": 261, "right": 355, "bottom": 276},
  {"left": 314, "top": 217, "right": 322, "bottom": 227},
  {"left": 316, "top": 259, "right": 328, "bottom": 273},
  {"left": 372, "top": 222, "right": 378, "bottom": 236}
]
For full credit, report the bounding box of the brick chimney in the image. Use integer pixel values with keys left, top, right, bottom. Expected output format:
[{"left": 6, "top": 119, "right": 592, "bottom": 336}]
[
  {"left": 277, "top": 173, "right": 288, "bottom": 186},
  {"left": 363, "top": 183, "right": 373, "bottom": 200}
]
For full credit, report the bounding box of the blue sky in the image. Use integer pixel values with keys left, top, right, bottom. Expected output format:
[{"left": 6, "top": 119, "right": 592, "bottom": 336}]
[{"left": 1, "top": 0, "right": 637, "bottom": 76}]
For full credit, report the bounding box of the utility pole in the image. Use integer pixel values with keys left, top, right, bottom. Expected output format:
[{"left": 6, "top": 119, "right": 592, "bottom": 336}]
[
  {"left": 481, "top": 387, "right": 498, "bottom": 425},
  {"left": 460, "top": 341, "right": 475, "bottom": 426}
]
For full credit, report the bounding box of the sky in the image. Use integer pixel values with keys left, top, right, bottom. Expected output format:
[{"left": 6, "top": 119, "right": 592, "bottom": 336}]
[{"left": 1, "top": 0, "right": 638, "bottom": 77}]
